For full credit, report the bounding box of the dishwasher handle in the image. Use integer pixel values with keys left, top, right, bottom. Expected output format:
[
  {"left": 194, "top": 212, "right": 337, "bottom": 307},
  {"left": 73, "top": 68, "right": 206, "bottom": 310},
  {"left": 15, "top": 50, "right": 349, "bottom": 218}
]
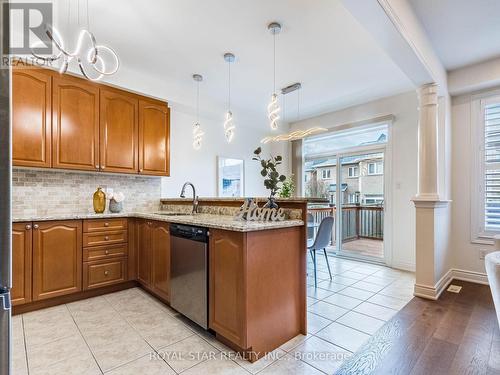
[{"left": 170, "top": 224, "right": 208, "bottom": 243}]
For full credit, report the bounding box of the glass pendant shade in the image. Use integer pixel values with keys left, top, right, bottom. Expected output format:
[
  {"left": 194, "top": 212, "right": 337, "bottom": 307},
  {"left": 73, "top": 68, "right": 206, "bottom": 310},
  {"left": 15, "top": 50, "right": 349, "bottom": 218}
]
[
  {"left": 268, "top": 93, "right": 280, "bottom": 130},
  {"left": 224, "top": 111, "right": 235, "bottom": 142}
]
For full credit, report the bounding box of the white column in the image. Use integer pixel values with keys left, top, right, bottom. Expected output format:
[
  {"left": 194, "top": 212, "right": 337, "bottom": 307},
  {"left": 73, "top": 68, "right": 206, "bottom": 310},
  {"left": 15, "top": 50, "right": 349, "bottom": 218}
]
[
  {"left": 416, "top": 83, "right": 439, "bottom": 200},
  {"left": 412, "top": 83, "right": 452, "bottom": 300}
]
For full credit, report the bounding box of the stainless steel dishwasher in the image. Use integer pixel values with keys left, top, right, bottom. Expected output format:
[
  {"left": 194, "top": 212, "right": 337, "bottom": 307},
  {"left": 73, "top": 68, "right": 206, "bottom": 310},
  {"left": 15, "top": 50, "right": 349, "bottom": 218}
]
[{"left": 170, "top": 224, "right": 209, "bottom": 329}]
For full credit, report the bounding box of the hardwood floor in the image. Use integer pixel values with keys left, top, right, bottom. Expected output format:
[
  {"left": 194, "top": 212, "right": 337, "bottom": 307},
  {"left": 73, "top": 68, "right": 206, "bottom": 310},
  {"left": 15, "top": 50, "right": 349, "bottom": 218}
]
[{"left": 336, "top": 280, "right": 500, "bottom": 375}]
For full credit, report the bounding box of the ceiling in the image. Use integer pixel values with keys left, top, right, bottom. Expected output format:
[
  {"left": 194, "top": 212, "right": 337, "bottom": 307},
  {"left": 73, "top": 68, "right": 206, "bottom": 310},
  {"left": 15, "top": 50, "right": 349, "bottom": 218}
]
[
  {"left": 410, "top": 0, "right": 500, "bottom": 71},
  {"left": 50, "top": 0, "right": 413, "bottom": 127}
]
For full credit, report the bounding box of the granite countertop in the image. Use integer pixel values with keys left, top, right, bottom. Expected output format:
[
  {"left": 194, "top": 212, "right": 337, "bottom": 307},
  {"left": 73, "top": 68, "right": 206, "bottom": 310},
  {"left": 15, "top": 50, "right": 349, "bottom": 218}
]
[
  {"left": 160, "top": 197, "right": 328, "bottom": 204},
  {"left": 12, "top": 212, "right": 304, "bottom": 232}
]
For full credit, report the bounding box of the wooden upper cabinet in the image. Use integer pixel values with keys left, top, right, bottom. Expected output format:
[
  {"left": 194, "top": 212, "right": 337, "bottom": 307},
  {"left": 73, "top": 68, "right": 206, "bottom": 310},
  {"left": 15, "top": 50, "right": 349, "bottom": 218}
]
[
  {"left": 32, "top": 220, "right": 82, "bottom": 300},
  {"left": 151, "top": 221, "right": 170, "bottom": 302},
  {"left": 52, "top": 76, "right": 100, "bottom": 171},
  {"left": 12, "top": 68, "right": 52, "bottom": 168},
  {"left": 100, "top": 88, "right": 139, "bottom": 173},
  {"left": 139, "top": 100, "right": 170, "bottom": 176},
  {"left": 11, "top": 223, "right": 32, "bottom": 306}
]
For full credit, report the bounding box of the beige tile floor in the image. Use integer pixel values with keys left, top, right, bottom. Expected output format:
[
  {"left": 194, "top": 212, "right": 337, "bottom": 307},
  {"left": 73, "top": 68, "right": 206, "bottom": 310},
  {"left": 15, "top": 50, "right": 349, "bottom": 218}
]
[{"left": 12, "top": 257, "right": 415, "bottom": 375}]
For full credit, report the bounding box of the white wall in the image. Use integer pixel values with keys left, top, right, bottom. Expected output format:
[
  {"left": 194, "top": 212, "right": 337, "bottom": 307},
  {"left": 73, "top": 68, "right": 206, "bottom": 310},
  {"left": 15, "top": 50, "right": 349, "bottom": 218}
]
[
  {"left": 289, "top": 91, "right": 419, "bottom": 271},
  {"left": 160, "top": 106, "right": 281, "bottom": 198},
  {"left": 451, "top": 92, "right": 495, "bottom": 275}
]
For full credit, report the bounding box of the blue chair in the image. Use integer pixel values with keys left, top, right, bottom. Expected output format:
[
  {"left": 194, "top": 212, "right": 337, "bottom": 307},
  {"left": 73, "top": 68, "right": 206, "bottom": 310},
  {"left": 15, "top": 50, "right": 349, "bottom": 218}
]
[{"left": 308, "top": 216, "right": 334, "bottom": 287}]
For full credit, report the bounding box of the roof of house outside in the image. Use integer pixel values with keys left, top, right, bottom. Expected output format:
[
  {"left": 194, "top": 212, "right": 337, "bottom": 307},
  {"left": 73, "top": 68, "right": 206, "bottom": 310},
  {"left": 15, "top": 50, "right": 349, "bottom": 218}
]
[{"left": 305, "top": 153, "right": 384, "bottom": 172}]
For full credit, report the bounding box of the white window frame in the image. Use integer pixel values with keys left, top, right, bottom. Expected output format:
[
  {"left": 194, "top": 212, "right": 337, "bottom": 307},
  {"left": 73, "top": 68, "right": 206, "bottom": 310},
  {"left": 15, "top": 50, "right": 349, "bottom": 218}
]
[
  {"left": 367, "top": 161, "right": 383, "bottom": 175},
  {"left": 321, "top": 169, "right": 331, "bottom": 179},
  {"left": 471, "top": 92, "right": 500, "bottom": 243},
  {"left": 348, "top": 166, "right": 358, "bottom": 178}
]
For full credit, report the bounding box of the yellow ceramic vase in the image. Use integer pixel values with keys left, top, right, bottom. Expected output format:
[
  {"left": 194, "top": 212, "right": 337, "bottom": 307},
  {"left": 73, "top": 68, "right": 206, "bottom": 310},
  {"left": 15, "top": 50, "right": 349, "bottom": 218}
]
[{"left": 93, "top": 187, "right": 106, "bottom": 213}]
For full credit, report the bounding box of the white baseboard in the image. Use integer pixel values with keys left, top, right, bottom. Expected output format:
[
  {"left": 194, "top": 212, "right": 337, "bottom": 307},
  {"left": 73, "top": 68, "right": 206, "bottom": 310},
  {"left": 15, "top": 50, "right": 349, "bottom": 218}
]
[
  {"left": 413, "top": 268, "right": 489, "bottom": 300},
  {"left": 451, "top": 268, "right": 489, "bottom": 285},
  {"left": 414, "top": 269, "right": 453, "bottom": 300},
  {"left": 391, "top": 260, "right": 416, "bottom": 272}
]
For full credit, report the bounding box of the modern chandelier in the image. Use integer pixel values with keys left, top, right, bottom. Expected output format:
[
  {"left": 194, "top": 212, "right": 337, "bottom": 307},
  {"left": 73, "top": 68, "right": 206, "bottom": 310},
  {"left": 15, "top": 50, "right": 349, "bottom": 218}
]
[
  {"left": 31, "top": 0, "right": 119, "bottom": 81},
  {"left": 223, "top": 53, "right": 236, "bottom": 143},
  {"left": 261, "top": 82, "right": 327, "bottom": 143},
  {"left": 192, "top": 74, "right": 204, "bottom": 150},
  {"left": 267, "top": 22, "right": 281, "bottom": 130}
]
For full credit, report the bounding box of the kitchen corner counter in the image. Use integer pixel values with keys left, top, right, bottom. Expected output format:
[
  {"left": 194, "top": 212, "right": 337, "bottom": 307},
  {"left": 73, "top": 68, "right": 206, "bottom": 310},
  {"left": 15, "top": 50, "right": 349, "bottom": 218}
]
[{"left": 12, "top": 212, "right": 304, "bottom": 232}]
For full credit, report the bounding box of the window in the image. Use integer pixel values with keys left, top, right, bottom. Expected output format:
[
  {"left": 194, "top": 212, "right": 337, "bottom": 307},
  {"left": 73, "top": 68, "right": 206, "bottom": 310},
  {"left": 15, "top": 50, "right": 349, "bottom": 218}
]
[
  {"left": 348, "top": 166, "right": 358, "bottom": 177},
  {"left": 367, "top": 162, "right": 383, "bottom": 175},
  {"left": 321, "top": 169, "right": 331, "bottom": 179},
  {"left": 472, "top": 93, "right": 500, "bottom": 241},
  {"left": 364, "top": 195, "right": 384, "bottom": 205}
]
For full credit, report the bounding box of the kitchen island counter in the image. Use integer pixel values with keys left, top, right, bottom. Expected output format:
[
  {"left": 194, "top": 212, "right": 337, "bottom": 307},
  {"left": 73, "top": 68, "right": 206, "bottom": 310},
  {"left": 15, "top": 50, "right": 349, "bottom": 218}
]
[{"left": 12, "top": 212, "right": 304, "bottom": 232}]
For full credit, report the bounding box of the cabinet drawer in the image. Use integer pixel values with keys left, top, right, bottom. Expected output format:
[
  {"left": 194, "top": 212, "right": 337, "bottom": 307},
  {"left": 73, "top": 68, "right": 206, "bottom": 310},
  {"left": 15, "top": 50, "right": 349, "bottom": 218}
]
[
  {"left": 83, "top": 243, "right": 128, "bottom": 262},
  {"left": 83, "top": 230, "right": 127, "bottom": 247},
  {"left": 83, "top": 258, "right": 127, "bottom": 290},
  {"left": 83, "top": 218, "right": 128, "bottom": 233}
]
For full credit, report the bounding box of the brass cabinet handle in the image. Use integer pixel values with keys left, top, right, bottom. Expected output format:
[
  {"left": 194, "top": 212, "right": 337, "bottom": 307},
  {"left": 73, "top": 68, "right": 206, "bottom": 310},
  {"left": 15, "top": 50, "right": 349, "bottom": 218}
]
[
  {"left": 33, "top": 224, "right": 39, "bottom": 229},
  {"left": 101, "top": 165, "right": 105, "bottom": 169},
  {"left": 104, "top": 222, "right": 109, "bottom": 227},
  {"left": 25, "top": 224, "right": 32, "bottom": 230},
  {"left": 104, "top": 270, "right": 109, "bottom": 276},
  {"left": 104, "top": 236, "right": 109, "bottom": 241},
  {"left": 139, "top": 168, "right": 143, "bottom": 172},
  {"left": 95, "top": 165, "right": 99, "bottom": 169},
  {"left": 105, "top": 250, "right": 109, "bottom": 255}
]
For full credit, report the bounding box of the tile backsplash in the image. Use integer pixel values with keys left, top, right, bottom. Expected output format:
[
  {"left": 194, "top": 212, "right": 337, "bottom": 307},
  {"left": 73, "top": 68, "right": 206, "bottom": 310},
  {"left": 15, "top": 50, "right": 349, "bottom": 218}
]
[{"left": 12, "top": 168, "right": 162, "bottom": 218}]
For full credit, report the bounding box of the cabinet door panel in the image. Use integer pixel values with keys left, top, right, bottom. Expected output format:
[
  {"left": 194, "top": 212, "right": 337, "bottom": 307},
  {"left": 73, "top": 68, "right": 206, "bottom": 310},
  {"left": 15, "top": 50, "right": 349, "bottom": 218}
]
[
  {"left": 11, "top": 223, "right": 32, "bottom": 306},
  {"left": 138, "top": 100, "right": 170, "bottom": 176},
  {"left": 12, "top": 69, "right": 51, "bottom": 167},
  {"left": 209, "top": 229, "right": 246, "bottom": 348},
  {"left": 137, "top": 220, "right": 152, "bottom": 286},
  {"left": 100, "top": 89, "right": 139, "bottom": 173},
  {"left": 52, "top": 76, "right": 99, "bottom": 171},
  {"left": 151, "top": 221, "right": 170, "bottom": 301},
  {"left": 33, "top": 221, "right": 82, "bottom": 300}
]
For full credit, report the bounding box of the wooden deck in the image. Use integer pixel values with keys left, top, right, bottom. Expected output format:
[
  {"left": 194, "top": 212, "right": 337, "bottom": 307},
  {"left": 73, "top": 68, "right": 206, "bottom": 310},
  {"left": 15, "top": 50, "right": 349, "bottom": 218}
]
[{"left": 326, "top": 238, "right": 384, "bottom": 259}]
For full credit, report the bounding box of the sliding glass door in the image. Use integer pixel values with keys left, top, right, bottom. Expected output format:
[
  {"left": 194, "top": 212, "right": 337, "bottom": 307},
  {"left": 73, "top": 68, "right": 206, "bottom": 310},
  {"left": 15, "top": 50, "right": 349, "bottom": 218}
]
[
  {"left": 337, "top": 151, "right": 385, "bottom": 261},
  {"left": 303, "top": 122, "right": 389, "bottom": 263}
]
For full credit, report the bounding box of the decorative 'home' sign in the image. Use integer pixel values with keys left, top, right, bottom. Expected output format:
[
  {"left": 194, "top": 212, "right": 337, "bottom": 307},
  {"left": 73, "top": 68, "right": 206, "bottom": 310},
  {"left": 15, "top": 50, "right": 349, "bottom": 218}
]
[{"left": 235, "top": 199, "right": 286, "bottom": 222}]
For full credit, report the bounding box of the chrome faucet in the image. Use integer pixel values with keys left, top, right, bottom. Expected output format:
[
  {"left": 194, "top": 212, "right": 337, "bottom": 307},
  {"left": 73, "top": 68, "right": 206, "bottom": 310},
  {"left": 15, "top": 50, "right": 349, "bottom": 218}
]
[{"left": 180, "top": 182, "right": 199, "bottom": 214}]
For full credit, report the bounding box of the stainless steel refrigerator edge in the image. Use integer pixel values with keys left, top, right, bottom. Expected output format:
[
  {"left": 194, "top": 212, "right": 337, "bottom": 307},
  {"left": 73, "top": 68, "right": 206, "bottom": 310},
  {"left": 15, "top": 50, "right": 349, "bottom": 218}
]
[{"left": 0, "top": 0, "right": 12, "bottom": 374}]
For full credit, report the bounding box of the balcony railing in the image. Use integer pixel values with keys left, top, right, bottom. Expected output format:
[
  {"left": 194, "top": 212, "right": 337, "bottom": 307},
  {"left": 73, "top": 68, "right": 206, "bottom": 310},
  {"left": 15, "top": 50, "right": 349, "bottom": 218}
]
[{"left": 308, "top": 205, "right": 384, "bottom": 245}]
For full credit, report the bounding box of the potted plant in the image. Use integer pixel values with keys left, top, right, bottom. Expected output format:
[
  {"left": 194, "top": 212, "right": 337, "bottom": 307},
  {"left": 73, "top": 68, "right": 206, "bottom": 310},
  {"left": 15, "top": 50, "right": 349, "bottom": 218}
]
[
  {"left": 279, "top": 174, "right": 295, "bottom": 198},
  {"left": 252, "top": 147, "right": 286, "bottom": 208}
]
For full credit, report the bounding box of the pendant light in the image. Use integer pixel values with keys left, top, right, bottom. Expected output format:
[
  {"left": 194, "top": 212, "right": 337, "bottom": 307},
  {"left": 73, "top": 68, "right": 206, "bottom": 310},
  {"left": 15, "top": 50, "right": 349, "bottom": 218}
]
[
  {"left": 267, "top": 22, "right": 281, "bottom": 130},
  {"left": 260, "top": 82, "right": 327, "bottom": 143},
  {"left": 223, "top": 53, "right": 236, "bottom": 143},
  {"left": 31, "top": 0, "right": 119, "bottom": 81},
  {"left": 192, "top": 74, "right": 204, "bottom": 150}
]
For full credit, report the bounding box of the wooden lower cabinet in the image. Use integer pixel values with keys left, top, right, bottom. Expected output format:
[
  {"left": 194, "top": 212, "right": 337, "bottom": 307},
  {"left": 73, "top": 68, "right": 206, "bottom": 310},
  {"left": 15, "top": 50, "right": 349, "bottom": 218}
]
[
  {"left": 83, "top": 258, "right": 127, "bottom": 290},
  {"left": 32, "top": 220, "right": 82, "bottom": 301},
  {"left": 209, "top": 227, "right": 304, "bottom": 360},
  {"left": 11, "top": 223, "right": 32, "bottom": 306},
  {"left": 137, "top": 219, "right": 152, "bottom": 286},
  {"left": 151, "top": 221, "right": 170, "bottom": 301},
  {"left": 209, "top": 230, "right": 246, "bottom": 348},
  {"left": 136, "top": 219, "right": 170, "bottom": 301}
]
